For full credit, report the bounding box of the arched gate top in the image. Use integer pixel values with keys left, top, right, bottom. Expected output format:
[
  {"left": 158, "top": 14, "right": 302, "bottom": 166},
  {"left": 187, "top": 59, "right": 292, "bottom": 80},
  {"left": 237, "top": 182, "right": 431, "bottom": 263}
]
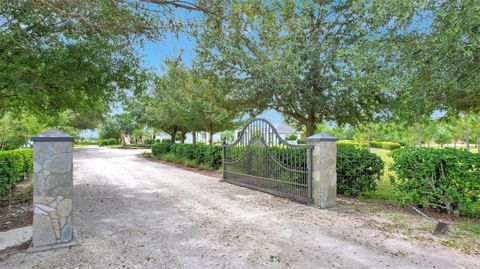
[{"left": 224, "top": 118, "right": 310, "bottom": 149}]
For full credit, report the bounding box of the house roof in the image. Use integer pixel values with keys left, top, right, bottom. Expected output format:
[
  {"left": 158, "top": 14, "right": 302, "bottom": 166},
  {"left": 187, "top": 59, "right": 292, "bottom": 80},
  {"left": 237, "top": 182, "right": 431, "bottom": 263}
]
[{"left": 274, "top": 124, "right": 297, "bottom": 134}]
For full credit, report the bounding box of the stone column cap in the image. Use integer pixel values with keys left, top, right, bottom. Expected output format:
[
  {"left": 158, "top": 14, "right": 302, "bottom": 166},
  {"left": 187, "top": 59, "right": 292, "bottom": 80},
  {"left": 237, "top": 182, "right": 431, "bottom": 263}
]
[
  {"left": 32, "top": 129, "right": 75, "bottom": 142},
  {"left": 305, "top": 133, "right": 338, "bottom": 142}
]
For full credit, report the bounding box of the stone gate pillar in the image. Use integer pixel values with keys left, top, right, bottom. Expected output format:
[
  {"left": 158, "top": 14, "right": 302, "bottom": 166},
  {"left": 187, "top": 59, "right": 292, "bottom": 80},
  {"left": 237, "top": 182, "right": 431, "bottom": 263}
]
[
  {"left": 306, "top": 133, "right": 337, "bottom": 208},
  {"left": 31, "top": 130, "right": 75, "bottom": 250}
]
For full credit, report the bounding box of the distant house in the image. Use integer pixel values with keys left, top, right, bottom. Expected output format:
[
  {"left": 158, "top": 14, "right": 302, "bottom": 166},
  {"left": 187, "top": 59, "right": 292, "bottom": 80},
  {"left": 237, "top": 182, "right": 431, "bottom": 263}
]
[
  {"left": 274, "top": 123, "right": 302, "bottom": 141},
  {"left": 155, "top": 131, "right": 223, "bottom": 144},
  {"left": 234, "top": 123, "right": 302, "bottom": 143},
  {"left": 155, "top": 123, "right": 302, "bottom": 145}
]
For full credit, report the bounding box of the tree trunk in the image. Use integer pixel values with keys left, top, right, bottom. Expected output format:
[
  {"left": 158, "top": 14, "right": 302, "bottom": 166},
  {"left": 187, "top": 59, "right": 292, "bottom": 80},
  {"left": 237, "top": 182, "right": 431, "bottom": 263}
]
[
  {"left": 477, "top": 132, "right": 480, "bottom": 154},
  {"left": 305, "top": 117, "right": 316, "bottom": 137},
  {"left": 192, "top": 130, "right": 197, "bottom": 145},
  {"left": 464, "top": 113, "right": 470, "bottom": 151},
  {"left": 208, "top": 123, "right": 214, "bottom": 146},
  {"left": 367, "top": 133, "right": 371, "bottom": 152},
  {"left": 181, "top": 132, "right": 186, "bottom": 144},
  {"left": 417, "top": 124, "right": 422, "bottom": 147},
  {"left": 170, "top": 130, "right": 177, "bottom": 143},
  {"left": 209, "top": 131, "right": 214, "bottom": 146}
]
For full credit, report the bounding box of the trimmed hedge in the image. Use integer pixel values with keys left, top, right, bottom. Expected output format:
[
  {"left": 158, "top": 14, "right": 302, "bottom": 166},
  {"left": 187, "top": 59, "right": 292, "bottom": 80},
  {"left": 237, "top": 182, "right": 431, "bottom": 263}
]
[
  {"left": 151, "top": 142, "right": 223, "bottom": 169},
  {"left": 75, "top": 140, "right": 98, "bottom": 146},
  {"left": 0, "top": 149, "right": 33, "bottom": 196},
  {"left": 337, "top": 146, "right": 384, "bottom": 197},
  {"left": 13, "top": 149, "right": 33, "bottom": 174},
  {"left": 145, "top": 139, "right": 161, "bottom": 145},
  {"left": 152, "top": 141, "right": 173, "bottom": 156},
  {"left": 337, "top": 140, "right": 361, "bottom": 148},
  {"left": 391, "top": 147, "right": 480, "bottom": 217},
  {"left": 337, "top": 140, "right": 401, "bottom": 150},
  {"left": 151, "top": 141, "right": 384, "bottom": 197},
  {"left": 98, "top": 138, "right": 118, "bottom": 146},
  {"left": 380, "top": 141, "right": 401, "bottom": 150}
]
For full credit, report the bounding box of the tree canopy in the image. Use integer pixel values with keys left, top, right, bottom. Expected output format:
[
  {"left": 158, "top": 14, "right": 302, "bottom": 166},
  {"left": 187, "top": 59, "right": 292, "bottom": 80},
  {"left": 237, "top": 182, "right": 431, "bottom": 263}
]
[
  {"left": 195, "top": 0, "right": 412, "bottom": 136},
  {"left": 0, "top": 0, "right": 210, "bottom": 119}
]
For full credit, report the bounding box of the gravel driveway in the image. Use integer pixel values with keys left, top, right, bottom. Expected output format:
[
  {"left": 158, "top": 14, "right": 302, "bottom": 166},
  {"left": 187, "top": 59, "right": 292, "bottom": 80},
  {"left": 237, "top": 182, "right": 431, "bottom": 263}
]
[{"left": 1, "top": 146, "right": 478, "bottom": 268}]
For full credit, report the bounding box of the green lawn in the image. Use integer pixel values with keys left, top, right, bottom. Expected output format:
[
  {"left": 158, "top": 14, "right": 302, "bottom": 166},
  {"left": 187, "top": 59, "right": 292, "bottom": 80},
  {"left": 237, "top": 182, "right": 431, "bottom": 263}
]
[
  {"left": 104, "top": 144, "right": 124, "bottom": 149},
  {"left": 363, "top": 148, "right": 397, "bottom": 204}
]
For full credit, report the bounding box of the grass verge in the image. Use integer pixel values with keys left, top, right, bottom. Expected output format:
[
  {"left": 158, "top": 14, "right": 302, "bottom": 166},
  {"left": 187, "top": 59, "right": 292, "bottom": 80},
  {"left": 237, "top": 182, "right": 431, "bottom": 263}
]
[
  {"left": 104, "top": 144, "right": 123, "bottom": 149},
  {"left": 362, "top": 148, "right": 397, "bottom": 204}
]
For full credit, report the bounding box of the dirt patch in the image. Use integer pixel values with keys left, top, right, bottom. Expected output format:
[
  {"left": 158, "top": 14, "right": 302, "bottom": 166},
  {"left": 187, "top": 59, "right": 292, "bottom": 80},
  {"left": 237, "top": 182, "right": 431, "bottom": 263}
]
[
  {"left": 0, "top": 239, "right": 31, "bottom": 256},
  {"left": 0, "top": 180, "right": 33, "bottom": 232}
]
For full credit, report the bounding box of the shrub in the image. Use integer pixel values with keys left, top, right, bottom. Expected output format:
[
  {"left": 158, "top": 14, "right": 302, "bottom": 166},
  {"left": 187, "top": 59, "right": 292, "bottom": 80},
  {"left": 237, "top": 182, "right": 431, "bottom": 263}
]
[
  {"left": 370, "top": 141, "right": 383, "bottom": 149},
  {"left": 145, "top": 139, "right": 156, "bottom": 145},
  {"left": 287, "top": 134, "right": 297, "bottom": 141},
  {"left": 175, "top": 144, "right": 196, "bottom": 159},
  {"left": 193, "top": 143, "right": 209, "bottom": 163},
  {"left": 381, "top": 141, "right": 401, "bottom": 150},
  {"left": 336, "top": 146, "right": 384, "bottom": 197},
  {"left": 204, "top": 145, "right": 223, "bottom": 169},
  {"left": 75, "top": 140, "right": 98, "bottom": 146},
  {"left": 391, "top": 147, "right": 480, "bottom": 217},
  {"left": 337, "top": 140, "right": 361, "bottom": 148},
  {"left": 169, "top": 143, "right": 178, "bottom": 153},
  {"left": 0, "top": 151, "right": 25, "bottom": 196},
  {"left": 2, "top": 137, "right": 28, "bottom": 150},
  {"left": 12, "top": 149, "right": 33, "bottom": 173},
  {"left": 98, "top": 138, "right": 118, "bottom": 146},
  {"left": 151, "top": 141, "right": 172, "bottom": 156},
  {"left": 338, "top": 140, "right": 401, "bottom": 150},
  {"left": 151, "top": 142, "right": 222, "bottom": 170},
  {"left": 297, "top": 139, "right": 306, "bottom": 144}
]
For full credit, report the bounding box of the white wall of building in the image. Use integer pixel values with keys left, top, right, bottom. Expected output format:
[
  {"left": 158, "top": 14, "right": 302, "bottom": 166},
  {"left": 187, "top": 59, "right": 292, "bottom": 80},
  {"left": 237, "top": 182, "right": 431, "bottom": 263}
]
[{"left": 156, "top": 131, "right": 224, "bottom": 144}]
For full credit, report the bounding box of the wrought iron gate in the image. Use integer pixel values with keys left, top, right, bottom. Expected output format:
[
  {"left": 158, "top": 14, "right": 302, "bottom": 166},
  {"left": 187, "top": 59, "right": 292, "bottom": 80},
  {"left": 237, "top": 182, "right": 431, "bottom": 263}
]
[{"left": 223, "top": 118, "right": 313, "bottom": 203}]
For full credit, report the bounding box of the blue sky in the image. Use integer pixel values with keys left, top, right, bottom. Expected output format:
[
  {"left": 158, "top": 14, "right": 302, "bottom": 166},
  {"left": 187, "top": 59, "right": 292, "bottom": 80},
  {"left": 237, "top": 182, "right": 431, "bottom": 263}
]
[
  {"left": 81, "top": 10, "right": 283, "bottom": 139},
  {"left": 134, "top": 9, "right": 284, "bottom": 125}
]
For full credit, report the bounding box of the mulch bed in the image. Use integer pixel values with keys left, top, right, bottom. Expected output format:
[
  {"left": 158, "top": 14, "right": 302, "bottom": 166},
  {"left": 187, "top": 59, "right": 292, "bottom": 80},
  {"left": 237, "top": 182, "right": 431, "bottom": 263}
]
[{"left": 0, "top": 181, "right": 33, "bottom": 232}]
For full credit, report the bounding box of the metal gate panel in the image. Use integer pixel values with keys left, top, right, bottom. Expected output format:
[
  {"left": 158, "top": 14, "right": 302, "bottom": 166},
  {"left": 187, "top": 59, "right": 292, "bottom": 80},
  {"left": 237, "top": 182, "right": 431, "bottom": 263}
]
[{"left": 223, "top": 118, "right": 312, "bottom": 203}]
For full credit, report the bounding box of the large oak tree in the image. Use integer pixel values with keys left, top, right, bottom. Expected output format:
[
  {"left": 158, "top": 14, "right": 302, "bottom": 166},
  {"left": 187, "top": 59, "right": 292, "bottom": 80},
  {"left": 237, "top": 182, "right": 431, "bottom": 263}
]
[{"left": 195, "top": 0, "right": 405, "bottom": 136}]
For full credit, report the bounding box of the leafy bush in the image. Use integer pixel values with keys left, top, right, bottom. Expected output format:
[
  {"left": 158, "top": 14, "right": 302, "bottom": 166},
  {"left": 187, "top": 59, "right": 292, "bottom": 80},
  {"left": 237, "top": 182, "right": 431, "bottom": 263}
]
[
  {"left": 369, "top": 141, "right": 383, "bottom": 149},
  {"left": 150, "top": 141, "right": 385, "bottom": 196},
  {"left": 336, "top": 146, "right": 384, "bottom": 197},
  {"left": 297, "top": 139, "right": 305, "bottom": 144},
  {"left": 381, "top": 141, "right": 401, "bottom": 150},
  {"left": 151, "top": 142, "right": 223, "bottom": 170},
  {"left": 337, "top": 140, "right": 361, "bottom": 148},
  {"left": 75, "top": 140, "right": 98, "bottom": 146},
  {"left": 203, "top": 145, "right": 223, "bottom": 169},
  {"left": 12, "top": 149, "right": 33, "bottom": 173},
  {"left": 169, "top": 143, "right": 178, "bottom": 153},
  {"left": 145, "top": 139, "right": 161, "bottom": 145},
  {"left": 391, "top": 147, "right": 480, "bottom": 217},
  {"left": 151, "top": 141, "right": 172, "bottom": 156},
  {"left": 287, "top": 134, "right": 297, "bottom": 141},
  {"left": 98, "top": 138, "right": 118, "bottom": 146},
  {"left": 338, "top": 139, "right": 401, "bottom": 150},
  {"left": 3, "top": 137, "right": 29, "bottom": 150},
  {"left": 175, "top": 144, "right": 196, "bottom": 159},
  {"left": 0, "top": 151, "right": 25, "bottom": 196}
]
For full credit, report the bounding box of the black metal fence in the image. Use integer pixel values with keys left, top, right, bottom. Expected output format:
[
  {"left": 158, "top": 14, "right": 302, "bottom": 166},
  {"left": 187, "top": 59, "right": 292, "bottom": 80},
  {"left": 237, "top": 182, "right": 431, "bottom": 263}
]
[{"left": 223, "top": 118, "right": 313, "bottom": 203}]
